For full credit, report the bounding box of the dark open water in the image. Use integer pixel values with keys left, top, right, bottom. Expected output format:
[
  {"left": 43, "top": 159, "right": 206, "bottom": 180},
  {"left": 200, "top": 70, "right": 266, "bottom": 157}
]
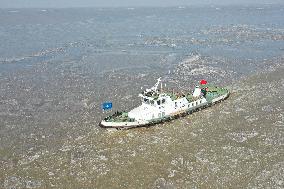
[{"left": 0, "top": 5, "right": 283, "bottom": 188}]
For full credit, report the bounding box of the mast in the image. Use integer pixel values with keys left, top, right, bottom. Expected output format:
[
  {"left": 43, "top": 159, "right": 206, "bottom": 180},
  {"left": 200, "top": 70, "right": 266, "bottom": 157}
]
[{"left": 150, "top": 77, "right": 161, "bottom": 92}]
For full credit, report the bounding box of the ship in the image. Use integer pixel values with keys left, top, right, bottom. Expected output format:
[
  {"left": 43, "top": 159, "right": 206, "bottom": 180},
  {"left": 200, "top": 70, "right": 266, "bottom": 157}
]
[{"left": 100, "top": 78, "right": 229, "bottom": 129}]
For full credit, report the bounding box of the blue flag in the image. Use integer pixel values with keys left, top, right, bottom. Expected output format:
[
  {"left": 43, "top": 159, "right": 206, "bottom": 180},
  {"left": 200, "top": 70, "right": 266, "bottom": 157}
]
[{"left": 102, "top": 102, "right": 112, "bottom": 110}]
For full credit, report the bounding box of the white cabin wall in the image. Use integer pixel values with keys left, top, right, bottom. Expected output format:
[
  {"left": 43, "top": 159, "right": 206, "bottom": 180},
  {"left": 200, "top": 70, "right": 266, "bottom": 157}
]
[
  {"left": 174, "top": 97, "right": 189, "bottom": 111},
  {"left": 163, "top": 97, "right": 175, "bottom": 115},
  {"left": 129, "top": 95, "right": 209, "bottom": 121}
]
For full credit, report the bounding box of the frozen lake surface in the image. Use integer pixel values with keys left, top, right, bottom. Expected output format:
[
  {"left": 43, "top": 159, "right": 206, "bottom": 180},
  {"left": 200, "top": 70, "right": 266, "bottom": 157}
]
[{"left": 0, "top": 5, "right": 283, "bottom": 188}]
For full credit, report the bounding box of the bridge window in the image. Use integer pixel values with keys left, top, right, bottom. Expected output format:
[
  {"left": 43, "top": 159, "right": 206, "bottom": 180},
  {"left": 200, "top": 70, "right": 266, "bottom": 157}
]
[
  {"left": 162, "top": 99, "right": 165, "bottom": 104},
  {"left": 157, "top": 100, "right": 161, "bottom": 105},
  {"left": 144, "top": 98, "right": 150, "bottom": 104}
]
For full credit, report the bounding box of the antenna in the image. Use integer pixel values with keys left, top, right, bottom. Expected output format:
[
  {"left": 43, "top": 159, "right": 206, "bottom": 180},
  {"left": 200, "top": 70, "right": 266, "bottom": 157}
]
[{"left": 150, "top": 77, "right": 161, "bottom": 92}]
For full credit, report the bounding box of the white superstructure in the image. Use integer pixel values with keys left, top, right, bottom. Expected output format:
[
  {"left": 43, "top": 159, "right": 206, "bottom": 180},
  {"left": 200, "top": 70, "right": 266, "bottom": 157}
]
[{"left": 128, "top": 78, "right": 206, "bottom": 121}]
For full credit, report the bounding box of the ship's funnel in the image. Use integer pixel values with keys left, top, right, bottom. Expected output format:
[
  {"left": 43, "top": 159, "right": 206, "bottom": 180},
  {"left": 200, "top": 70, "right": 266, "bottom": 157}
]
[{"left": 193, "top": 86, "right": 201, "bottom": 97}]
